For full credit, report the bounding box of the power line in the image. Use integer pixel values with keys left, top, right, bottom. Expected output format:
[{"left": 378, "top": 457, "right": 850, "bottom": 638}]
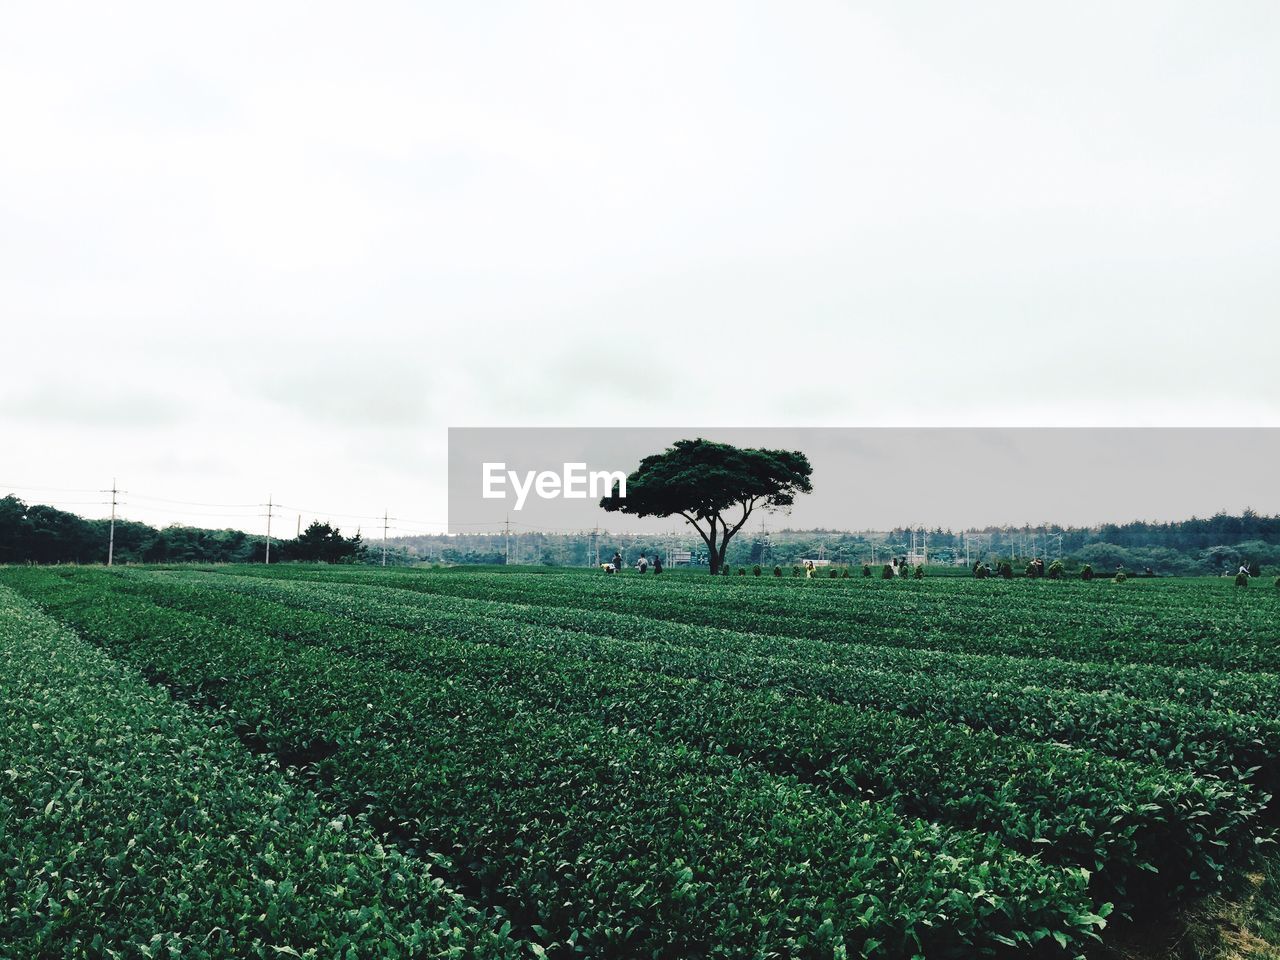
[
  {"left": 150, "top": 508, "right": 263, "bottom": 519},
  {"left": 0, "top": 482, "right": 103, "bottom": 494},
  {"left": 274, "top": 503, "right": 496, "bottom": 528},
  {"left": 275, "top": 503, "right": 390, "bottom": 522},
  {"left": 8, "top": 499, "right": 111, "bottom": 508},
  {"left": 129, "top": 493, "right": 263, "bottom": 508}
]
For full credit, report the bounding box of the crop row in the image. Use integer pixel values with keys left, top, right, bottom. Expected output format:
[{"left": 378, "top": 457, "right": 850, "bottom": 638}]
[
  {"left": 0, "top": 584, "right": 519, "bottom": 959},
  {"left": 135, "top": 569, "right": 1280, "bottom": 799},
  {"left": 3, "top": 567, "right": 1113, "bottom": 958},
  {"left": 214, "top": 562, "right": 1280, "bottom": 646},
  {"left": 164, "top": 569, "right": 1280, "bottom": 716},
  {"left": 96, "top": 569, "right": 1269, "bottom": 914},
  {"left": 212, "top": 565, "right": 1280, "bottom": 672}
]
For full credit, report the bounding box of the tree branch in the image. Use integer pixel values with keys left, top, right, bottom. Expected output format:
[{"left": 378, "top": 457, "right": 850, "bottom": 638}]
[
  {"left": 724, "top": 497, "right": 756, "bottom": 541},
  {"left": 678, "top": 510, "right": 714, "bottom": 550}
]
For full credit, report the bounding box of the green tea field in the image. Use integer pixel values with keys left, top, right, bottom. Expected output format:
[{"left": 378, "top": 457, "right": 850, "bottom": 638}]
[{"left": 3, "top": 565, "right": 1279, "bottom": 958}]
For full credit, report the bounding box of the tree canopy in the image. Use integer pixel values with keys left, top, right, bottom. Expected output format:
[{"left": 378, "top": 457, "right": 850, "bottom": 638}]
[
  {"left": 282, "top": 521, "right": 365, "bottom": 564},
  {"left": 599, "top": 438, "right": 813, "bottom": 573}
]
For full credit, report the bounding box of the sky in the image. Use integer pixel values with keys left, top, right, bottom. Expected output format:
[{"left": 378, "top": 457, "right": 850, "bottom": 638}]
[{"left": 2, "top": 2, "right": 1278, "bottom": 537}]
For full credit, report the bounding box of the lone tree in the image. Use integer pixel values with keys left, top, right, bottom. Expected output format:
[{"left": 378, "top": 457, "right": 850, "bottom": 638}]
[
  {"left": 599, "top": 438, "right": 813, "bottom": 575},
  {"left": 282, "top": 521, "right": 365, "bottom": 564}
]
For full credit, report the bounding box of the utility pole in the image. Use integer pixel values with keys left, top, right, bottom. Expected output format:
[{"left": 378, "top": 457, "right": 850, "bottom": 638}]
[
  {"left": 102, "top": 478, "right": 120, "bottom": 566},
  {"left": 265, "top": 495, "right": 273, "bottom": 564},
  {"left": 504, "top": 515, "right": 511, "bottom": 566},
  {"left": 382, "top": 509, "right": 389, "bottom": 567}
]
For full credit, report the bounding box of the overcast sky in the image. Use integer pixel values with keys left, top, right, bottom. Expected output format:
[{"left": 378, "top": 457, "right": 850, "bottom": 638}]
[{"left": 2, "top": 2, "right": 1278, "bottom": 535}]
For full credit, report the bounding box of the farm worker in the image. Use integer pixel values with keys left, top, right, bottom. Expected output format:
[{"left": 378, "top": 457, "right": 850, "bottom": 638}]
[
  {"left": 612, "top": 550, "right": 623, "bottom": 571},
  {"left": 1239, "top": 563, "right": 1250, "bottom": 577},
  {"left": 653, "top": 554, "right": 663, "bottom": 575},
  {"left": 805, "top": 560, "right": 814, "bottom": 579},
  {"left": 637, "top": 556, "right": 648, "bottom": 574}
]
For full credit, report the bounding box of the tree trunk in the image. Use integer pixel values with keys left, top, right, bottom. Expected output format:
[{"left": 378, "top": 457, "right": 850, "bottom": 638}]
[{"left": 704, "top": 517, "right": 720, "bottom": 574}]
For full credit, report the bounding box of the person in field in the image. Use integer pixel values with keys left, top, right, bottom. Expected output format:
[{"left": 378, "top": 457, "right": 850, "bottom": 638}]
[
  {"left": 637, "top": 555, "right": 648, "bottom": 574},
  {"left": 612, "top": 550, "right": 623, "bottom": 572},
  {"left": 653, "top": 554, "right": 663, "bottom": 575},
  {"left": 804, "top": 560, "right": 815, "bottom": 579}
]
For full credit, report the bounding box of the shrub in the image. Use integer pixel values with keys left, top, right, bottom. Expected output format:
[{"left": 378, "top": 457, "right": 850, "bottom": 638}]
[
  {"left": 1081, "top": 565, "right": 1094, "bottom": 581},
  {"left": 829, "top": 569, "right": 838, "bottom": 579},
  {"left": 862, "top": 564, "right": 872, "bottom": 578},
  {"left": 792, "top": 566, "right": 802, "bottom": 577},
  {"left": 752, "top": 565, "right": 762, "bottom": 577},
  {"left": 881, "top": 564, "right": 895, "bottom": 580},
  {"left": 774, "top": 566, "right": 782, "bottom": 577},
  {"left": 1114, "top": 572, "right": 1128, "bottom": 583},
  {"left": 1235, "top": 572, "right": 1249, "bottom": 588},
  {"left": 737, "top": 567, "right": 746, "bottom": 576},
  {"left": 1025, "top": 563, "right": 1037, "bottom": 578},
  {"left": 1274, "top": 575, "right": 1280, "bottom": 590},
  {"left": 1047, "top": 561, "right": 1063, "bottom": 580},
  {"left": 841, "top": 568, "right": 850, "bottom": 579},
  {"left": 914, "top": 565, "right": 924, "bottom": 579}
]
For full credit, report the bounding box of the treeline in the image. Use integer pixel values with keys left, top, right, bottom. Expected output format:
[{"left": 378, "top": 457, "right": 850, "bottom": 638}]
[
  {"left": 0, "top": 496, "right": 363, "bottom": 565},
  {"left": 882, "top": 510, "right": 1280, "bottom": 555},
  {"left": 869, "top": 511, "right": 1280, "bottom": 575},
  {"left": 391, "top": 511, "right": 1280, "bottom": 575},
  {"left": 4, "top": 494, "right": 1278, "bottom": 575}
]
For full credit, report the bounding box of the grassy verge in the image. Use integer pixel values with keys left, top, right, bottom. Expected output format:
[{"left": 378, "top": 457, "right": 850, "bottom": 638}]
[{"left": 1097, "top": 852, "right": 1280, "bottom": 959}]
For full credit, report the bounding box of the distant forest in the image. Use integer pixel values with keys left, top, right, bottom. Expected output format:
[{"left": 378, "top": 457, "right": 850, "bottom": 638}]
[
  {"left": 390, "top": 513, "right": 1280, "bottom": 576},
  {"left": 4, "top": 494, "right": 1277, "bottom": 575},
  {"left": 0, "top": 496, "right": 363, "bottom": 566}
]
